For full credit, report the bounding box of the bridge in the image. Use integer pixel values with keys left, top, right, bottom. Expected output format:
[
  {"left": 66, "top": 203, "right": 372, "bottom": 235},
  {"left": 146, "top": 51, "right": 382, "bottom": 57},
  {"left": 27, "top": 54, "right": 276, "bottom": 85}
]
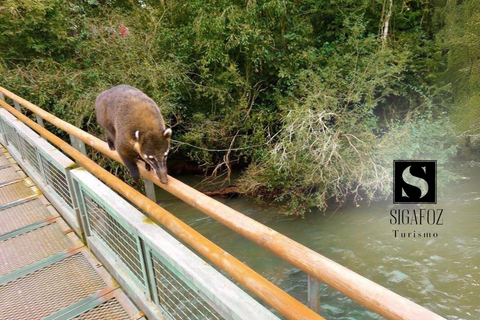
[
  {"left": 0, "top": 86, "right": 445, "bottom": 320},
  {"left": 0, "top": 145, "right": 142, "bottom": 319}
]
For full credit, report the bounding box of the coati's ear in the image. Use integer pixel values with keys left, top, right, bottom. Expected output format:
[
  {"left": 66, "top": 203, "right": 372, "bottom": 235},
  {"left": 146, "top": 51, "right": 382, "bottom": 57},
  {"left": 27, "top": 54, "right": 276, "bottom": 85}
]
[
  {"left": 163, "top": 128, "right": 172, "bottom": 139},
  {"left": 135, "top": 130, "right": 140, "bottom": 141}
]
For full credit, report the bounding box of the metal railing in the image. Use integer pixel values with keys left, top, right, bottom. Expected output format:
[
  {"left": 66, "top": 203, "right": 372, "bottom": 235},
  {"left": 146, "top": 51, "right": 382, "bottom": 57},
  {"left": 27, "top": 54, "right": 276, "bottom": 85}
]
[
  {"left": 0, "top": 90, "right": 320, "bottom": 320},
  {"left": 72, "top": 165, "right": 275, "bottom": 320},
  {"left": 0, "top": 99, "right": 283, "bottom": 320},
  {"left": 0, "top": 85, "right": 446, "bottom": 320},
  {"left": 0, "top": 109, "right": 79, "bottom": 233}
]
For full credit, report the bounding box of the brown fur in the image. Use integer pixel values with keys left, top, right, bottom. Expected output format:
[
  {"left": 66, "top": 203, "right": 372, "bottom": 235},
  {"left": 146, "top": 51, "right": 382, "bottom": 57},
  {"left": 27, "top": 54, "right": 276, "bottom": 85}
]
[{"left": 95, "top": 85, "right": 171, "bottom": 184}]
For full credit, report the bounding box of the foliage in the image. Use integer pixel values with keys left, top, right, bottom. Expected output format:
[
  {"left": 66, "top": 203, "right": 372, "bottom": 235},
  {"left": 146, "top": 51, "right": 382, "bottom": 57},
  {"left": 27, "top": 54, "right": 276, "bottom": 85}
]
[
  {"left": 0, "top": 0, "right": 78, "bottom": 61},
  {"left": 0, "top": 1, "right": 187, "bottom": 182},
  {"left": 434, "top": 0, "right": 480, "bottom": 154},
  {"left": 375, "top": 117, "right": 459, "bottom": 197},
  {"left": 0, "top": 0, "right": 469, "bottom": 215}
]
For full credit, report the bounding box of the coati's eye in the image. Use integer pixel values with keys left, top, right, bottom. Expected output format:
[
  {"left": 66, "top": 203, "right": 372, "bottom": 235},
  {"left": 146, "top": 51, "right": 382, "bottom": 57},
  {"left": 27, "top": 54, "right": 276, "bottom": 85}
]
[{"left": 144, "top": 155, "right": 156, "bottom": 163}]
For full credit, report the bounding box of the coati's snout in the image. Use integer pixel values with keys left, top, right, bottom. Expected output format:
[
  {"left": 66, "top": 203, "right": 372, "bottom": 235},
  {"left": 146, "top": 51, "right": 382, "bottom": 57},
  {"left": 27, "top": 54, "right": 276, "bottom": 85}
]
[{"left": 137, "top": 128, "right": 172, "bottom": 184}]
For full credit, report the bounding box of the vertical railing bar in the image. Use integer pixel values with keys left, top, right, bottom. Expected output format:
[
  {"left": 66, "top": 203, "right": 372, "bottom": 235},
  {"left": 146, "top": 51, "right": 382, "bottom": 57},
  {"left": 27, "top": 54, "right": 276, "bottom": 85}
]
[
  {"left": 69, "top": 134, "right": 87, "bottom": 155},
  {"left": 17, "top": 134, "right": 25, "bottom": 160},
  {"left": 65, "top": 167, "right": 84, "bottom": 241},
  {"left": 145, "top": 248, "right": 175, "bottom": 320},
  {"left": 0, "top": 94, "right": 7, "bottom": 145},
  {"left": 143, "top": 179, "right": 158, "bottom": 204},
  {"left": 36, "top": 150, "right": 48, "bottom": 187},
  {"left": 4, "top": 122, "right": 12, "bottom": 148},
  {"left": 36, "top": 115, "right": 45, "bottom": 128},
  {"left": 7, "top": 123, "right": 20, "bottom": 156},
  {"left": 144, "top": 244, "right": 160, "bottom": 305},
  {"left": 0, "top": 117, "right": 5, "bottom": 145},
  {"left": 13, "top": 100, "right": 21, "bottom": 112},
  {"left": 72, "top": 177, "right": 91, "bottom": 241},
  {"left": 0, "top": 117, "right": 8, "bottom": 146},
  {"left": 17, "top": 132, "right": 31, "bottom": 163},
  {"left": 138, "top": 237, "right": 152, "bottom": 297},
  {"left": 308, "top": 274, "right": 321, "bottom": 314}
]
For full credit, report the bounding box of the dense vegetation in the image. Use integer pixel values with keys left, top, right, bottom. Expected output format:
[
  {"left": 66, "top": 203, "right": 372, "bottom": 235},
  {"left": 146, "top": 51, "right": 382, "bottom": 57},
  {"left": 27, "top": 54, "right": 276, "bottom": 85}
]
[{"left": 0, "top": 0, "right": 478, "bottom": 216}]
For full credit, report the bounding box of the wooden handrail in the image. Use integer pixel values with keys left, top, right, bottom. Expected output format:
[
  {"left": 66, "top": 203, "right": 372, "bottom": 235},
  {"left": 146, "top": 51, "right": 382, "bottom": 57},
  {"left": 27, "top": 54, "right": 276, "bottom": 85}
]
[
  {"left": 0, "top": 86, "right": 445, "bottom": 320},
  {"left": 0, "top": 97, "right": 323, "bottom": 320}
]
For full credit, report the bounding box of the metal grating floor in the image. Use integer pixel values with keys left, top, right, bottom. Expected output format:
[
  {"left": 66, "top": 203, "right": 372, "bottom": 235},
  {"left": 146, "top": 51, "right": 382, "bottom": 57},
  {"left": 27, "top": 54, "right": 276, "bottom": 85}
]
[
  {"left": 0, "top": 253, "right": 107, "bottom": 319},
  {"left": 0, "top": 148, "right": 12, "bottom": 166},
  {"left": 0, "top": 222, "right": 73, "bottom": 276},
  {"left": 0, "top": 165, "right": 22, "bottom": 184},
  {"left": 0, "top": 180, "right": 37, "bottom": 205},
  {"left": 73, "top": 297, "right": 132, "bottom": 320},
  {"left": 0, "top": 198, "right": 55, "bottom": 235},
  {"left": 0, "top": 145, "right": 144, "bottom": 320}
]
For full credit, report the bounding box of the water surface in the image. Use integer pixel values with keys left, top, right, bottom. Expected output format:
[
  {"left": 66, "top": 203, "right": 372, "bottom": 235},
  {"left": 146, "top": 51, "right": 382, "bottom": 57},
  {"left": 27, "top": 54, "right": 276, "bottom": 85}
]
[{"left": 158, "top": 163, "right": 480, "bottom": 319}]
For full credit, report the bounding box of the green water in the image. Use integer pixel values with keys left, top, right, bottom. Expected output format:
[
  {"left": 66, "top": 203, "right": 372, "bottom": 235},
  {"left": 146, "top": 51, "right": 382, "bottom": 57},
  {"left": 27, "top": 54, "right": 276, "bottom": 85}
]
[{"left": 158, "top": 163, "right": 480, "bottom": 320}]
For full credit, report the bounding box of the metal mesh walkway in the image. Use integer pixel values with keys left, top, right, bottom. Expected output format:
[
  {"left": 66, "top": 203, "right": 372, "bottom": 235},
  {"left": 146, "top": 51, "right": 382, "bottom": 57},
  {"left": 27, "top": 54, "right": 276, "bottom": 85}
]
[{"left": 0, "top": 146, "right": 144, "bottom": 320}]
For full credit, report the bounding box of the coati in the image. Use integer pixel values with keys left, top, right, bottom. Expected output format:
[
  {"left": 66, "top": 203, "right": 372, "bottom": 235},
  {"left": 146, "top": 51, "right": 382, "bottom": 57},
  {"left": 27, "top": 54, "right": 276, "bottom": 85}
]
[{"left": 95, "top": 85, "right": 172, "bottom": 184}]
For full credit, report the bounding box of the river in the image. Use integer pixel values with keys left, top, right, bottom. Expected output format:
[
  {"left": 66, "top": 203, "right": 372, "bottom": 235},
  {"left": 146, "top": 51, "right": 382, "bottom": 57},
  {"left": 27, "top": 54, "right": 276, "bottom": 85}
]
[{"left": 157, "top": 162, "right": 480, "bottom": 320}]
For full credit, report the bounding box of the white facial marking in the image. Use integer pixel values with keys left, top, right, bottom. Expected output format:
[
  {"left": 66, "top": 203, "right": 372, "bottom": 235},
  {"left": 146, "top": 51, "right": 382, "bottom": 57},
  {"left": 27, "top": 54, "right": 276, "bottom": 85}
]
[
  {"left": 164, "top": 149, "right": 169, "bottom": 157},
  {"left": 148, "top": 155, "right": 154, "bottom": 159},
  {"left": 164, "top": 128, "right": 172, "bottom": 138},
  {"left": 133, "top": 142, "right": 140, "bottom": 153},
  {"left": 135, "top": 130, "right": 140, "bottom": 141}
]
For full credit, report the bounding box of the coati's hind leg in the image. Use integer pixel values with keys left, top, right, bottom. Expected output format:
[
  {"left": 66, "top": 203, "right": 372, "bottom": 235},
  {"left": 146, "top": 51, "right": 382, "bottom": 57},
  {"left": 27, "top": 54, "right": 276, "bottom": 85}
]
[{"left": 119, "top": 153, "right": 141, "bottom": 186}]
